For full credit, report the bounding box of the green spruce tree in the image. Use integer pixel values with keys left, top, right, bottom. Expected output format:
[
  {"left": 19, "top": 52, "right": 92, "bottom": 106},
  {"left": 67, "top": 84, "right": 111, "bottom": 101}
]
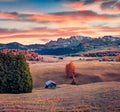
[{"left": 0, "top": 52, "right": 32, "bottom": 93}]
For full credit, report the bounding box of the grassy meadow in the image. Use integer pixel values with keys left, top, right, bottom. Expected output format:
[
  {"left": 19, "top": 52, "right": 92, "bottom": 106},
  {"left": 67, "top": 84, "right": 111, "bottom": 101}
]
[
  {"left": 0, "top": 56, "right": 120, "bottom": 112},
  {"left": 29, "top": 57, "right": 120, "bottom": 88}
]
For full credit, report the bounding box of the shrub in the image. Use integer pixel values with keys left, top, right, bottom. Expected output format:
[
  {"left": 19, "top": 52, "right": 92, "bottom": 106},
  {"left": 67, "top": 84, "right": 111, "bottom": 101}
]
[
  {"left": 115, "top": 54, "right": 120, "bottom": 62},
  {"left": 0, "top": 52, "right": 32, "bottom": 93},
  {"left": 65, "top": 62, "right": 76, "bottom": 78},
  {"left": 102, "top": 56, "right": 109, "bottom": 61}
]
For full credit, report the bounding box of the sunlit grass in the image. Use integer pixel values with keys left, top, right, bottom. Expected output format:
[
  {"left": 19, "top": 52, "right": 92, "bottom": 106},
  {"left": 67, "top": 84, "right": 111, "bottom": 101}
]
[
  {"left": 0, "top": 82, "right": 120, "bottom": 111},
  {"left": 0, "top": 58, "right": 120, "bottom": 111}
]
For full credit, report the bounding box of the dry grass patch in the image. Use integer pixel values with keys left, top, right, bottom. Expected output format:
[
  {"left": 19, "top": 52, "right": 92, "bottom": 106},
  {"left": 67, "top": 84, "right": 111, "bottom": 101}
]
[
  {"left": 30, "top": 61, "right": 120, "bottom": 88},
  {"left": 0, "top": 82, "right": 120, "bottom": 112}
]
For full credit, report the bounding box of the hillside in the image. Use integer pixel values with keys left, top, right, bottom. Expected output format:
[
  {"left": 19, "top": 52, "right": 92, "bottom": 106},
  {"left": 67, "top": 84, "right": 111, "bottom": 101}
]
[
  {"left": 0, "top": 58, "right": 120, "bottom": 111},
  {"left": 0, "top": 82, "right": 120, "bottom": 112}
]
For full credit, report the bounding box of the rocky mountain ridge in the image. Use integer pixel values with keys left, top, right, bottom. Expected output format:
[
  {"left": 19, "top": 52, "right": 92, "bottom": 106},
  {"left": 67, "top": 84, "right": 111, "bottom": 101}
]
[{"left": 0, "top": 35, "right": 120, "bottom": 55}]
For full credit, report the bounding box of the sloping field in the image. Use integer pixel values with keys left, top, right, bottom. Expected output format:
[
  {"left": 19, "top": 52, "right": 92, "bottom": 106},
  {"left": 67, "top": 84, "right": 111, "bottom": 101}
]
[
  {"left": 30, "top": 60, "right": 120, "bottom": 88},
  {"left": 1, "top": 58, "right": 120, "bottom": 112},
  {"left": 0, "top": 82, "right": 120, "bottom": 112}
]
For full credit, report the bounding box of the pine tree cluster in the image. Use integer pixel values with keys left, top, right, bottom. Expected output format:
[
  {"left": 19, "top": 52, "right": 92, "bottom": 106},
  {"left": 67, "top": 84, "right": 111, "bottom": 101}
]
[{"left": 0, "top": 52, "right": 33, "bottom": 93}]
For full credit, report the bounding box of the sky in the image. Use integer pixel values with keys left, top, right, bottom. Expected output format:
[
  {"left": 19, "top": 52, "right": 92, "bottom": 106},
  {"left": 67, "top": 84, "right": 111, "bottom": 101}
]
[{"left": 0, "top": 0, "right": 120, "bottom": 44}]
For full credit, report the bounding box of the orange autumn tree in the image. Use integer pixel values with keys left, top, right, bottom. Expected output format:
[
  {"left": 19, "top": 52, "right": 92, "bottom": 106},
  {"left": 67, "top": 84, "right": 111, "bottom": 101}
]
[
  {"left": 65, "top": 62, "right": 76, "bottom": 78},
  {"left": 115, "top": 54, "right": 120, "bottom": 62}
]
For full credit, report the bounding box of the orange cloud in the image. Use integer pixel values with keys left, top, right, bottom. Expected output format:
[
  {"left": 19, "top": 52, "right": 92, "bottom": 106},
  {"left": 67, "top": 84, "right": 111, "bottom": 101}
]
[
  {"left": 64, "top": 1, "right": 120, "bottom": 14},
  {"left": 0, "top": 27, "right": 79, "bottom": 40},
  {"left": 0, "top": 26, "right": 120, "bottom": 44},
  {"left": 0, "top": 12, "right": 17, "bottom": 18},
  {"left": 29, "top": 10, "right": 120, "bottom": 32},
  {"left": 30, "top": 10, "right": 116, "bottom": 24},
  {"left": 0, "top": 9, "right": 119, "bottom": 44},
  {"left": 97, "top": 27, "right": 120, "bottom": 32},
  {"left": 64, "top": 1, "right": 101, "bottom": 12}
]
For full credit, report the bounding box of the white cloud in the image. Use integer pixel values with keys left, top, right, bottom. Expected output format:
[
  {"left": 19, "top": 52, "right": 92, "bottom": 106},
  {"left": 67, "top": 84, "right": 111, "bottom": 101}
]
[
  {"left": 0, "top": 20, "right": 46, "bottom": 30},
  {"left": 89, "top": 21, "right": 120, "bottom": 28}
]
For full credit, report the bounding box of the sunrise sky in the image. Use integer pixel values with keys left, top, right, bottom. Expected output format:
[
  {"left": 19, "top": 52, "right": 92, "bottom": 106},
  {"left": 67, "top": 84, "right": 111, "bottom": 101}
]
[{"left": 0, "top": 0, "right": 120, "bottom": 44}]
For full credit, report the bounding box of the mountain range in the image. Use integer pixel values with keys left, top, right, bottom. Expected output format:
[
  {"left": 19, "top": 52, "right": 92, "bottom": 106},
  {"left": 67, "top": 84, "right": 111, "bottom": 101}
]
[{"left": 0, "top": 36, "right": 120, "bottom": 55}]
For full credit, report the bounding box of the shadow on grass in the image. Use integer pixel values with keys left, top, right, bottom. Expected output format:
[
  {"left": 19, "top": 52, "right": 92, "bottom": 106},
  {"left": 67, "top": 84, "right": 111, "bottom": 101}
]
[
  {"left": 66, "top": 73, "right": 103, "bottom": 85},
  {"left": 33, "top": 72, "right": 120, "bottom": 88},
  {"left": 101, "top": 72, "right": 120, "bottom": 81}
]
